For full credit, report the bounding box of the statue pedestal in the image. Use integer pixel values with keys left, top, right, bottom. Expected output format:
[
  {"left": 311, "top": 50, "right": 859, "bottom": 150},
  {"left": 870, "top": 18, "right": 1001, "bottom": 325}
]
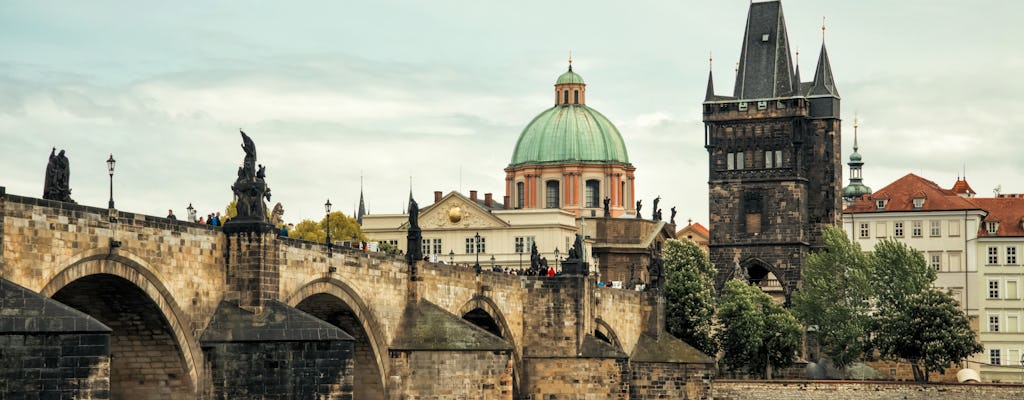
[{"left": 222, "top": 217, "right": 275, "bottom": 235}]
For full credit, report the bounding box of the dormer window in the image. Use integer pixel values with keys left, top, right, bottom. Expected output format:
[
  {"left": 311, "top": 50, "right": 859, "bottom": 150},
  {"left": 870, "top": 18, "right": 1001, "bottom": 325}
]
[
  {"left": 987, "top": 221, "right": 1000, "bottom": 235},
  {"left": 876, "top": 199, "right": 887, "bottom": 210},
  {"left": 738, "top": 102, "right": 748, "bottom": 111},
  {"left": 912, "top": 198, "right": 925, "bottom": 209}
]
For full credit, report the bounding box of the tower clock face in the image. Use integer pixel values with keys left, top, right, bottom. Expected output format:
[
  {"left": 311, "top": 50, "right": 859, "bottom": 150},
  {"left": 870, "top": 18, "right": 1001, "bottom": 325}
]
[{"left": 448, "top": 206, "right": 462, "bottom": 223}]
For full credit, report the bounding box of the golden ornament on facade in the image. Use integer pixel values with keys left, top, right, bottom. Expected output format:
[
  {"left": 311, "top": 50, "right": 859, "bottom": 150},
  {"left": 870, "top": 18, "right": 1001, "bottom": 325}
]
[{"left": 448, "top": 206, "right": 462, "bottom": 223}]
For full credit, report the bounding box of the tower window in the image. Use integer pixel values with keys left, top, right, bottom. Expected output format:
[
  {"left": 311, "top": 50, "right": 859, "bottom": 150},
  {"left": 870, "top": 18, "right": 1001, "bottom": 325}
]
[
  {"left": 574, "top": 90, "right": 579, "bottom": 104},
  {"left": 585, "top": 180, "right": 600, "bottom": 208},
  {"left": 545, "top": 180, "right": 560, "bottom": 208},
  {"left": 563, "top": 90, "right": 569, "bottom": 104},
  {"left": 743, "top": 192, "right": 763, "bottom": 234},
  {"left": 620, "top": 181, "right": 626, "bottom": 206},
  {"left": 516, "top": 182, "right": 525, "bottom": 209}
]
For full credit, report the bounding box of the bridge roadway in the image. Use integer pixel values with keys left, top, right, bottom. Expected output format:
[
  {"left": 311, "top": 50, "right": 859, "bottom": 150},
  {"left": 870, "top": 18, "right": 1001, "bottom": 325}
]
[{"left": 0, "top": 190, "right": 711, "bottom": 399}]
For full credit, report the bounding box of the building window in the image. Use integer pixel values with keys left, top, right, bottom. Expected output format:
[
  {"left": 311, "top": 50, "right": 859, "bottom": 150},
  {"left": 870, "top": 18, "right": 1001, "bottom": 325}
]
[
  {"left": 988, "top": 246, "right": 999, "bottom": 265},
  {"left": 876, "top": 199, "right": 887, "bottom": 210},
  {"left": 990, "top": 316, "right": 1001, "bottom": 333},
  {"left": 990, "top": 349, "right": 1001, "bottom": 365},
  {"left": 736, "top": 151, "right": 744, "bottom": 170},
  {"left": 620, "top": 181, "right": 626, "bottom": 206},
  {"left": 859, "top": 223, "right": 869, "bottom": 238},
  {"left": 930, "top": 220, "right": 941, "bottom": 237},
  {"left": 912, "top": 221, "right": 922, "bottom": 237},
  {"left": 1008, "top": 247, "right": 1018, "bottom": 265},
  {"left": 738, "top": 102, "right": 748, "bottom": 111},
  {"left": 421, "top": 238, "right": 442, "bottom": 255},
  {"left": 727, "top": 152, "right": 735, "bottom": 170},
  {"left": 894, "top": 222, "right": 904, "bottom": 238},
  {"left": 757, "top": 100, "right": 767, "bottom": 110},
  {"left": 743, "top": 192, "right": 763, "bottom": 234},
  {"left": 585, "top": 180, "right": 600, "bottom": 208},
  {"left": 764, "top": 150, "right": 783, "bottom": 168},
  {"left": 948, "top": 220, "right": 960, "bottom": 237},
  {"left": 987, "top": 221, "right": 999, "bottom": 235},
  {"left": 931, "top": 254, "right": 941, "bottom": 271},
  {"left": 573, "top": 90, "right": 579, "bottom": 104},
  {"left": 465, "top": 236, "right": 486, "bottom": 254},
  {"left": 563, "top": 90, "right": 569, "bottom": 104},
  {"left": 989, "top": 280, "right": 1000, "bottom": 299},
  {"left": 912, "top": 198, "right": 925, "bottom": 209},
  {"left": 545, "top": 180, "right": 560, "bottom": 208},
  {"left": 516, "top": 182, "right": 525, "bottom": 209},
  {"left": 514, "top": 236, "right": 535, "bottom": 253}
]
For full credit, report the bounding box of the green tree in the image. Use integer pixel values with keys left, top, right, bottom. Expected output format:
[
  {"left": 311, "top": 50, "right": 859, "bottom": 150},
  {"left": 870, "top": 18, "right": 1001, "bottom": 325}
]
[
  {"left": 321, "top": 211, "right": 365, "bottom": 243},
  {"left": 873, "top": 289, "right": 982, "bottom": 382},
  {"left": 662, "top": 239, "right": 718, "bottom": 356},
  {"left": 792, "top": 226, "right": 874, "bottom": 368},
  {"left": 225, "top": 200, "right": 238, "bottom": 219},
  {"left": 377, "top": 241, "right": 400, "bottom": 256},
  {"left": 290, "top": 219, "right": 324, "bottom": 242},
  {"left": 870, "top": 238, "right": 935, "bottom": 309},
  {"left": 717, "top": 279, "right": 802, "bottom": 378}
]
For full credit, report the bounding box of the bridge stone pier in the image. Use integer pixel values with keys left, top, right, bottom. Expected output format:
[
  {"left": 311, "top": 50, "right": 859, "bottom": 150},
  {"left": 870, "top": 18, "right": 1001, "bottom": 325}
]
[{"left": 0, "top": 187, "right": 713, "bottom": 399}]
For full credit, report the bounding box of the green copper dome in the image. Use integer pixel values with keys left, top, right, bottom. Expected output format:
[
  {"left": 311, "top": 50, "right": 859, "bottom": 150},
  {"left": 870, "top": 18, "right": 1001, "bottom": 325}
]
[
  {"left": 509, "top": 105, "right": 630, "bottom": 167},
  {"left": 842, "top": 182, "right": 872, "bottom": 199},
  {"left": 556, "top": 69, "right": 585, "bottom": 85},
  {"left": 850, "top": 151, "right": 862, "bottom": 162}
]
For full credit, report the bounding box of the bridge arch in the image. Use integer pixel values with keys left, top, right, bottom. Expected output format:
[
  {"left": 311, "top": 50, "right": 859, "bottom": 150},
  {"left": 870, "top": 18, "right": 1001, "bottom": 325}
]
[
  {"left": 593, "top": 318, "right": 623, "bottom": 350},
  {"left": 286, "top": 278, "right": 388, "bottom": 399},
  {"left": 41, "top": 249, "right": 201, "bottom": 398},
  {"left": 457, "top": 295, "right": 521, "bottom": 398}
]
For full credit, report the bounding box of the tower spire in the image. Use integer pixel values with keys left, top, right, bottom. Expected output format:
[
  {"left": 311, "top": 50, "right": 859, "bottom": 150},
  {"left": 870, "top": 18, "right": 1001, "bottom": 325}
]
[
  {"left": 357, "top": 173, "right": 366, "bottom": 225},
  {"left": 568, "top": 50, "right": 573, "bottom": 71},
  {"left": 705, "top": 52, "right": 716, "bottom": 101},
  {"left": 853, "top": 114, "right": 859, "bottom": 152}
]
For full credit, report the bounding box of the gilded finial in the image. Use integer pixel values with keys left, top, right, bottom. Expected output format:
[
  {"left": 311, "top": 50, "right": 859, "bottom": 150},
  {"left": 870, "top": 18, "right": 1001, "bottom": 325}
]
[
  {"left": 709, "top": 51, "right": 713, "bottom": 70},
  {"left": 568, "top": 51, "right": 573, "bottom": 70},
  {"left": 821, "top": 16, "right": 827, "bottom": 41}
]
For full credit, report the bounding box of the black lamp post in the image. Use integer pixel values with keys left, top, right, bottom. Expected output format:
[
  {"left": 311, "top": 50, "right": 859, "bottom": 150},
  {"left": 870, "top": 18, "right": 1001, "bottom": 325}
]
[
  {"left": 325, "top": 199, "right": 332, "bottom": 258},
  {"left": 473, "top": 232, "right": 481, "bottom": 274},
  {"left": 186, "top": 203, "right": 195, "bottom": 223},
  {"left": 490, "top": 254, "right": 495, "bottom": 270},
  {"left": 449, "top": 250, "right": 455, "bottom": 265},
  {"left": 554, "top": 247, "right": 560, "bottom": 272},
  {"left": 106, "top": 154, "right": 116, "bottom": 208}
]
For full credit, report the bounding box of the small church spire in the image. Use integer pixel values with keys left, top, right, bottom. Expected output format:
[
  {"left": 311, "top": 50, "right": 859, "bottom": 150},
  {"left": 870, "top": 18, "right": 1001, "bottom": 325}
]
[
  {"left": 357, "top": 173, "right": 366, "bottom": 225},
  {"left": 821, "top": 16, "right": 827, "bottom": 41},
  {"left": 568, "top": 50, "right": 573, "bottom": 71},
  {"left": 705, "top": 52, "right": 716, "bottom": 101},
  {"left": 853, "top": 114, "right": 859, "bottom": 152}
]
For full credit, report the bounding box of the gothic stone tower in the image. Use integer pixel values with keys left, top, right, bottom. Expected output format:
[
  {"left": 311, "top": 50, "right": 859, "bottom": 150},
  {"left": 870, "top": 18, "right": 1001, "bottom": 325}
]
[{"left": 703, "top": 0, "right": 841, "bottom": 300}]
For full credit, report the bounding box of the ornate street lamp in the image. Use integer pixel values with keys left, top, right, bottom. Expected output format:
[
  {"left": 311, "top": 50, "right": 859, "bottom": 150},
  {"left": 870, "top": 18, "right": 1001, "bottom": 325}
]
[
  {"left": 186, "top": 203, "right": 196, "bottom": 222},
  {"left": 473, "top": 232, "right": 481, "bottom": 274},
  {"left": 325, "top": 199, "right": 332, "bottom": 258},
  {"left": 490, "top": 254, "right": 495, "bottom": 270},
  {"left": 554, "top": 247, "right": 560, "bottom": 272},
  {"left": 449, "top": 250, "right": 455, "bottom": 265},
  {"left": 106, "top": 154, "right": 116, "bottom": 208}
]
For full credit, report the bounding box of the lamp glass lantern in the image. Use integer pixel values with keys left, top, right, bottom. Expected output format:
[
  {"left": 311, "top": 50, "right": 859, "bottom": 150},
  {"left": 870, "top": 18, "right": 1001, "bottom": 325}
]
[{"left": 106, "top": 154, "right": 116, "bottom": 208}]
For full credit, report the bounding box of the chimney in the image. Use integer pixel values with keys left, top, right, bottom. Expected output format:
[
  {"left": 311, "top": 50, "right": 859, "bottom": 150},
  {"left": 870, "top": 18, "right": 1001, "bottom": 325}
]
[
  {"left": 434, "top": 191, "right": 442, "bottom": 203},
  {"left": 503, "top": 195, "right": 510, "bottom": 208},
  {"left": 484, "top": 193, "right": 493, "bottom": 207},
  {"left": 470, "top": 190, "right": 478, "bottom": 202}
]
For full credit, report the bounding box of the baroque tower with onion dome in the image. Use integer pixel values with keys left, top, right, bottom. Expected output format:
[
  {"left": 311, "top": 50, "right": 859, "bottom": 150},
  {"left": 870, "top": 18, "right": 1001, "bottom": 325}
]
[
  {"left": 505, "top": 60, "right": 637, "bottom": 218},
  {"left": 703, "top": 0, "right": 842, "bottom": 301}
]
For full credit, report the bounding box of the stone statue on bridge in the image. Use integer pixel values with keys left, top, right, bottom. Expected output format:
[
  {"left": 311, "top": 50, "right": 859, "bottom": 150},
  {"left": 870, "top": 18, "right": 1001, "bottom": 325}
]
[
  {"left": 635, "top": 200, "right": 642, "bottom": 219},
  {"left": 651, "top": 196, "right": 661, "bottom": 220},
  {"left": 561, "top": 234, "right": 588, "bottom": 275},
  {"left": 42, "top": 147, "right": 74, "bottom": 203},
  {"left": 406, "top": 197, "right": 423, "bottom": 264},
  {"left": 224, "top": 130, "right": 273, "bottom": 233}
]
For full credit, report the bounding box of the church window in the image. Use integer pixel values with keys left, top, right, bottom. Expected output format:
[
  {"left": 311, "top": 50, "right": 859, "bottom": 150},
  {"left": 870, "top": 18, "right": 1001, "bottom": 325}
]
[
  {"left": 516, "top": 182, "right": 525, "bottom": 209},
  {"left": 574, "top": 90, "right": 579, "bottom": 104},
  {"left": 545, "top": 180, "right": 560, "bottom": 208},
  {"left": 563, "top": 90, "right": 569, "bottom": 104},
  {"left": 585, "top": 180, "right": 600, "bottom": 208},
  {"left": 743, "top": 192, "right": 763, "bottom": 234},
  {"left": 620, "top": 181, "right": 626, "bottom": 206}
]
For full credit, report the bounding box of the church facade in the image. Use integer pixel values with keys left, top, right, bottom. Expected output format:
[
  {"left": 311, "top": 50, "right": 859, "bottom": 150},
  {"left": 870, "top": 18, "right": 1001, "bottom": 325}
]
[{"left": 703, "top": 0, "right": 842, "bottom": 300}]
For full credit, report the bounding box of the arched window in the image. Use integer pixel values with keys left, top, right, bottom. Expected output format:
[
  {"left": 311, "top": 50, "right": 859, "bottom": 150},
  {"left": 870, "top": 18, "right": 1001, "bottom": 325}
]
[
  {"left": 563, "top": 90, "right": 569, "bottom": 104},
  {"left": 516, "top": 182, "right": 525, "bottom": 209},
  {"left": 585, "top": 180, "right": 600, "bottom": 208},
  {"left": 545, "top": 180, "right": 560, "bottom": 208},
  {"left": 620, "top": 181, "right": 626, "bottom": 206},
  {"left": 574, "top": 90, "right": 579, "bottom": 104}
]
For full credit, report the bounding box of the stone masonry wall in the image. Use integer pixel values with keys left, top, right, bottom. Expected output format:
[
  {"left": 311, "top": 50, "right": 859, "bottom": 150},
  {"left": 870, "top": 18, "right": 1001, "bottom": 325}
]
[
  {"left": 523, "top": 358, "right": 628, "bottom": 399},
  {"left": 204, "top": 341, "right": 354, "bottom": 399},
  {"left": 630, "top": 362, "right": 712, "bottom": 400},
  {"left": 0, "top": 333, "right": 110, "bottom": 399},
  {"left": 387, "top": 351, "right": 511, "bottom": 400},
  {"left": 714, "top": 380, "right": 1024, "bottom": 400}
]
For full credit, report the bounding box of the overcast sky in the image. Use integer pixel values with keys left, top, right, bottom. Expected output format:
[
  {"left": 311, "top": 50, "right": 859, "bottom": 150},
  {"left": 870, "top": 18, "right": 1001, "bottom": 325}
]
[{"left": 2, "top": 1, "right": 1022, "bottom": 227}]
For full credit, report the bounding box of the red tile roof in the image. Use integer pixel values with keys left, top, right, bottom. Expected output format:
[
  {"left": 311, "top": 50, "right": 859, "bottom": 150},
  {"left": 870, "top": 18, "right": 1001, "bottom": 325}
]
[
  {"left": 972, "top": 196, "right": 1024, "bottom": 237},
  {"left": 951, "top": 179, "right": 976, "bottom": 196},
  {"left": 843, "top": 173, "right": 980, "bottom": 213}
]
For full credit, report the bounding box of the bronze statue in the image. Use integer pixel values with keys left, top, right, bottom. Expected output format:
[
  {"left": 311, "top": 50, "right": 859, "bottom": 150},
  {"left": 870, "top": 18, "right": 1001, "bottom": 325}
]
[
  {"left": 406, "top": 196, "right": 423, "bottom": 264},
  {"left": 225, "top": 130, "right": 272, "bottom": 232},
  {"left": 42, "top": 147, "right": 74, "bottom": 203},
  {"left": 635, "top": 200, "right": 642, "bottom": 219},
  {"left": 670, "top": 207, "right": 677, "bottom": 225},
  {"left": 647, "top": 257, "right": 664, "bottom": 291},
  {"left": 603, "top": 197, "right": 610, "bottom": 217},
  {"left": 652, "top": 196, "right": 661, "bottom": 220}
]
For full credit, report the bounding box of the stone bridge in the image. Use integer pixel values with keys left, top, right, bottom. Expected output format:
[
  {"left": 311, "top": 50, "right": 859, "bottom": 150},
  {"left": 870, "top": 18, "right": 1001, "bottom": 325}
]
[{"left": 0, "top": 188, "right": 712, "bottom": 399}]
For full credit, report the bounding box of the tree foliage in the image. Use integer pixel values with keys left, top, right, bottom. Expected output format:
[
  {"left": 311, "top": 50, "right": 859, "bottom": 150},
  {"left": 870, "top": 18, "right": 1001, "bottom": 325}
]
[
  {"left": 792, "top": 226, "right": 874, "bottom": 368},
  {"left": 662, "top": 239, "right": 718, "bottom": 356},
  {"left": 873, "top": 289, "right": 982, "bottom": 381},
  {"left": 870, "top": 238, "right": 935, "bottom": 309},
  {"left": 717, "top": 279, "right": 802, "bottom": 378},
  {"left": 287, "top": 212, "right": 365, "bottom": 244},
  {"left": 225, "top": 200, "right": 238, "bottom": 219}
]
